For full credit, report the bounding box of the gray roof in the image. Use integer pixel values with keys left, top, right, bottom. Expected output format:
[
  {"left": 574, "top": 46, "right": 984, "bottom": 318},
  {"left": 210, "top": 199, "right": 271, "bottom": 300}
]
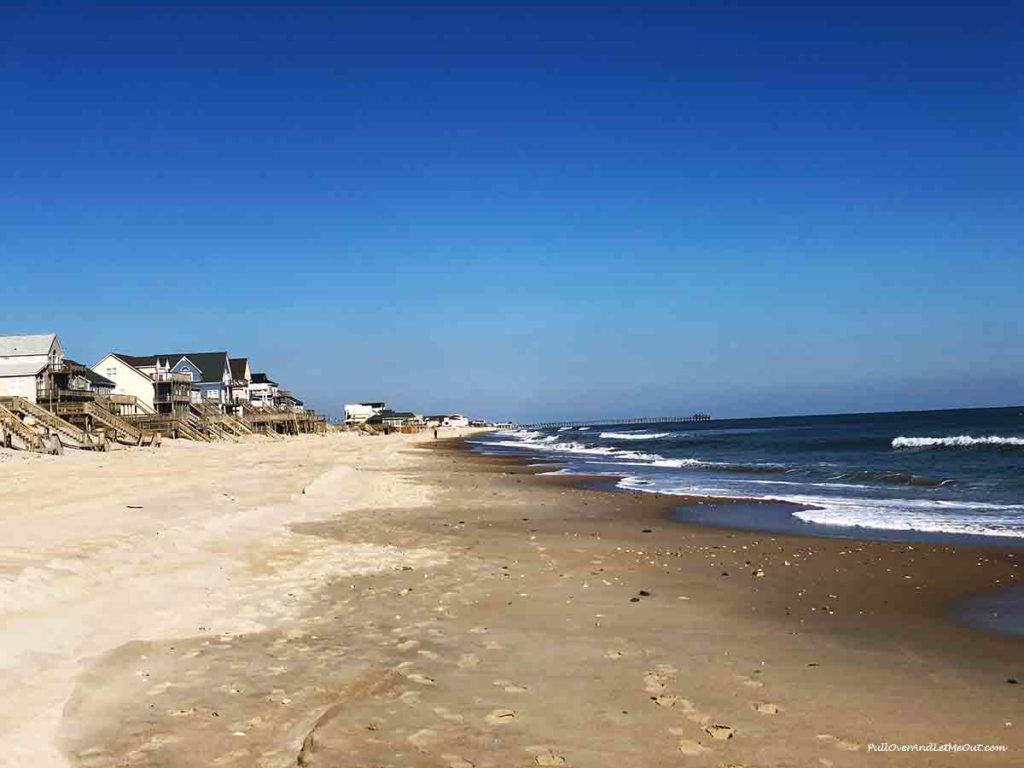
[
  {"left": 115, "top": 351, "right": 231, "bottom": 384},
  {"left": 229, "top": 357, "right": 249, "bottom": 381},
  {"left": 0, "top": 359, "right": 47, "bottom": 377},
  {"left": 0, "top": 333, "right": 57, "bottom": 357},
  {"left": 113, "top": 353, "right": 157, "bottom": 368}
]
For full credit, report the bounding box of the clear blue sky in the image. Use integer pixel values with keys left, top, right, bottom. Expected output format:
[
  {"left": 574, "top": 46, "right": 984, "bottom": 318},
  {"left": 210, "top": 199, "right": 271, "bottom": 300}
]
[{"left": 1, "top": 2, "right": 1020, "bottom": 422}]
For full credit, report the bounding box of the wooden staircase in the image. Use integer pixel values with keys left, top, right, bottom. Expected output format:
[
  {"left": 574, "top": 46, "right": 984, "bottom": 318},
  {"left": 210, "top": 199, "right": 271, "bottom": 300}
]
[
  {"left": 194, "top": 402, "right": 254, "bottom": 438},
  {"left": 0, "top": 397, "right": 104, "bottom": 451},
  {"left": 0, "top": 403, "right": 52, "bottom": 452},
  {"left": 49, "top": 401, "right": 160, "bottom": 446},
  {"left": 124, "top": 413, "right": 211, "bottom": 441},
  {"left": 187, "top": 406, "right": 234, "bottom": 441}
]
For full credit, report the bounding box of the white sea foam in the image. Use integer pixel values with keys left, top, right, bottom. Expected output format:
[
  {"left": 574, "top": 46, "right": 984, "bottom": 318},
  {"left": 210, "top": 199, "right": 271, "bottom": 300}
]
[
  {"left": 615, "top": 476, "right": 1024, "bottom": 539},
  {"left": 893, "top": 435, "right": 1024, "bottom": 448},
  {"left": 478, "top": 438, "right": 662, "bottom": 463},
  {"left": 600, "top": 431, "right": 670, "bottom": 440},
  {"left": 785, "top": 495, "right": 1024, "bottom": 539}
]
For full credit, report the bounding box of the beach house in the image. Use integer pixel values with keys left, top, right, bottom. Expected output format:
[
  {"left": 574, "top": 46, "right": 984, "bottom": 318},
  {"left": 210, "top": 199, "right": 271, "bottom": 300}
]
[
  {"left": 275, "top": 389, "right": 304, "bottom": 412},
  {"left": 0, "top": 333, "right": 65, "bottom": 402},
  {"left": 61, "top": 360, "right": 115, "bottom": 397},
  {"left": 366, "top": 409, "right": 423, "bottom": 428},
  {"left": 248, "top": 372, "right": 279, "bottom": 409},
  {"left": 426, "top": 413, "right": 470, "bottom": 428},
  {"left": 92, "top": 354, "right": 162, "bottom": 412},
  {"left": 344, "top": 402, "right": 386, "bottom": 424},
  {"left": 104, "top": 352, "right": 232, "bottom": 409},
  {"left": 228, "top": 357, "right": 252, "bottom": 408}
]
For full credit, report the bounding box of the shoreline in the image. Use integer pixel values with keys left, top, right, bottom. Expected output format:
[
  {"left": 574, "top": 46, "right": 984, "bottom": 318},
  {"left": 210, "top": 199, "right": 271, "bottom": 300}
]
[
  {"left": 2, "top": 433, "right": 1021, "bottom": 766},
  {"left": 442, "top": 436, "right": 1024, "bottom": 638},
  {"left": 463, "top": 437, "right": 1024, "bottom": 549}
]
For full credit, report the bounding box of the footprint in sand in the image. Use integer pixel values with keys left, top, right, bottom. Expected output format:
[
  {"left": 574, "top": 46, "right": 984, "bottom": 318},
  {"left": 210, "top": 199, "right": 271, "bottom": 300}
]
[
  {"left": 493, "top": 679, "right": 529, "bottom": 693},
  {"left": 458, "top": 653, "right": 480, "bottom": 669},
  {"left": 485, "top": 708, "right": 518, "bottom": 725},
  {"left": 605, "top": 649, "right": 625, "bottom": 660},
  {"left": 737, "top": 674, "right": 765, "bottom": 689},
  {"left": 753, "top": 701, "right": 780, "bottom": 715},
  {"left": 704, "top": 724, "right": 735, "bottom": 740},
  {"left": 677, "top": 739, "right": 709, "bottom": 756},
  {"left": 525, "top": 746, "right": 567, "bottom": 766},
  {"left": 643, "top": 667, "right": 676, "bottom": 693},
  {"left": 434, "top": 706, "right": 465, "bottom": 723},
  {"left": 440, "top": 754, "right": 475, "bottom": 768},
  {"left": 535, "top": 753, "right": 567, "bottom": 765},
  {"left": 405, "top": 672, "right": 436, "bottom": 686},
  {"left": 408, "top": 728, "right": 438, "bottom": 750},
  {"left": 655, "top": 694, "right": 704, "bottom": 722},
  {"left": 399, "top": 690, "right": 421, "bottom": 706},
  {"left": 816, "top": 734, "right": 861, "bottom": 751}
]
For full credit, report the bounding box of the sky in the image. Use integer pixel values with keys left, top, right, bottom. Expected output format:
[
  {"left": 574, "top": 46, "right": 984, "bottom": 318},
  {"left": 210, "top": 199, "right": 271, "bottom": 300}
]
[{"left": 1, "top": 1, "right": 1020, "bottom": 422}]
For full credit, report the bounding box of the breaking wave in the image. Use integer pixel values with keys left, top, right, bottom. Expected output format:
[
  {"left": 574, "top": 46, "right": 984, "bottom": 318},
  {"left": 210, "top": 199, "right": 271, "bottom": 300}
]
[
  {"left": 617, "top": 477, "right": 1024, "bottom": 539},
  {"left": 479, "top": 438, "right": 662, "bottom": 463},
  {"left": 599, "top": 431, "right": 670, "bottom": 440},
  {"left": 893, "top": 435, "right": 1024, "bottom": 449}
]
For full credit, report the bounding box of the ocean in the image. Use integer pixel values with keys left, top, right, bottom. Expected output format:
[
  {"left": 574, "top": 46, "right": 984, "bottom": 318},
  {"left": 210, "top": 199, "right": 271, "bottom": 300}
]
[{"left": 470, "top": 406, "right": 1024, "bottom": 544}]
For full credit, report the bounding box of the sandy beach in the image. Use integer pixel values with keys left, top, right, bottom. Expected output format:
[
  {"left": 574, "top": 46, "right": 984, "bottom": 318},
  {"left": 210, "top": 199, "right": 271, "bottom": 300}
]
[{"left": 1, "top": 432, "right": 1020, "bottom": 767}]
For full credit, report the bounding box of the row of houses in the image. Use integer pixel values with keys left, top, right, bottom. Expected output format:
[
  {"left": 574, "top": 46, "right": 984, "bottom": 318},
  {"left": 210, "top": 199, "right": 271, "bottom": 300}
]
[
  {"left": 93, "top": 351, "right": 302, "bottom": 417},
  {"left": 0, "top": 333, "right": 325, "bottom": 452},
  {"left": 343, "top": 402, "right": 476, "bottom": 429}
]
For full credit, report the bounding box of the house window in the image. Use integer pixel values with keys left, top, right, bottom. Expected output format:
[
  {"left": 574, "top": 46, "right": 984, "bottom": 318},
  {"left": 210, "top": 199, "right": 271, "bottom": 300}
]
[{"left": 106, "top": 368, "right": 117, "bottom": 379}]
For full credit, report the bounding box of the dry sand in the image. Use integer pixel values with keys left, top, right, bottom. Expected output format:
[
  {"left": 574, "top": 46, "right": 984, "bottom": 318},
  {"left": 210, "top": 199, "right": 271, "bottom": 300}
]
[{"left": 0, "top": 432, "right": 1020, "bottom": 766}]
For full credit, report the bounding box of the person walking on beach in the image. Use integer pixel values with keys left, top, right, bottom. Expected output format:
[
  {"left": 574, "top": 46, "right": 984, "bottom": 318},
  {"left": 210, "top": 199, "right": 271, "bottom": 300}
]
[{"left": 433, "top": 428, "right": 438, "bottom": 439}]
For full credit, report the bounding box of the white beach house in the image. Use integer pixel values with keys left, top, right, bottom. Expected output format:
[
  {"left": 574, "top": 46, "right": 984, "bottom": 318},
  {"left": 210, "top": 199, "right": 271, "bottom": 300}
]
[
  {"left": 228, "top": 357, "right": 252, "bottom": 407},
  {"left": 92, "top": 353, "right": 160, "bottom": 412},
  {"left": 344, "top": 402, "right": 386, "bottom": 424},
  {"left": 0, "top": 333, "right": 64, "bottom": 402}
]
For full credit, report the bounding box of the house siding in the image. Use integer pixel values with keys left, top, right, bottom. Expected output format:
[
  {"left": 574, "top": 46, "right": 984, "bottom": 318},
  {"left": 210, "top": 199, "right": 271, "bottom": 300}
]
[{"left": 92, "top": 354, "right": 157, "bottom": 412}]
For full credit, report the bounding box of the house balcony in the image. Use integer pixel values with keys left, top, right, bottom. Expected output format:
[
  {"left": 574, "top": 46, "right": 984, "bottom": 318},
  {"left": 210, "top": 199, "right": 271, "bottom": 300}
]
[
  {"left": 36, "top": 386, "right": 97, "bottom": 403},
  {"left": 154, "top": 393, "right": 192, "bottom": 404},
  {"left": 153, "top": 372, "right": 193, "bottom": 383}
]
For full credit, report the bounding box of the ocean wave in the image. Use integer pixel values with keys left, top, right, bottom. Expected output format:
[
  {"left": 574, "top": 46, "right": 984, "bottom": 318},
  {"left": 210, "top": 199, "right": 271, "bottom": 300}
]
[
  {"left": 615, "top": 477, "right": 1024, "bottom": 539},
  {"left": 599, "top": 431, "right": 670, "bottom": 440},
  {"left": 785, "top": 495, "right": 1024, "bottom": 539},
  {"left": 484, "top": 432, "right": 794, "bottom": 476},
  {"left": 893, "top": 435, "right": 1024, "bottom": 449},
  {"left": 478, "top": 439, "right": 662, "bottom": 463},
  {"left": 828, "top": 469, "right": 953, "bottom": 488}
]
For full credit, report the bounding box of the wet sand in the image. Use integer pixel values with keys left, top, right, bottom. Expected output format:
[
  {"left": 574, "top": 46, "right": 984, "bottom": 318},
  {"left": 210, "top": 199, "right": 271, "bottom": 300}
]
[{"left": 0, "top": 432, "right": 1020, "bottom": 766}]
